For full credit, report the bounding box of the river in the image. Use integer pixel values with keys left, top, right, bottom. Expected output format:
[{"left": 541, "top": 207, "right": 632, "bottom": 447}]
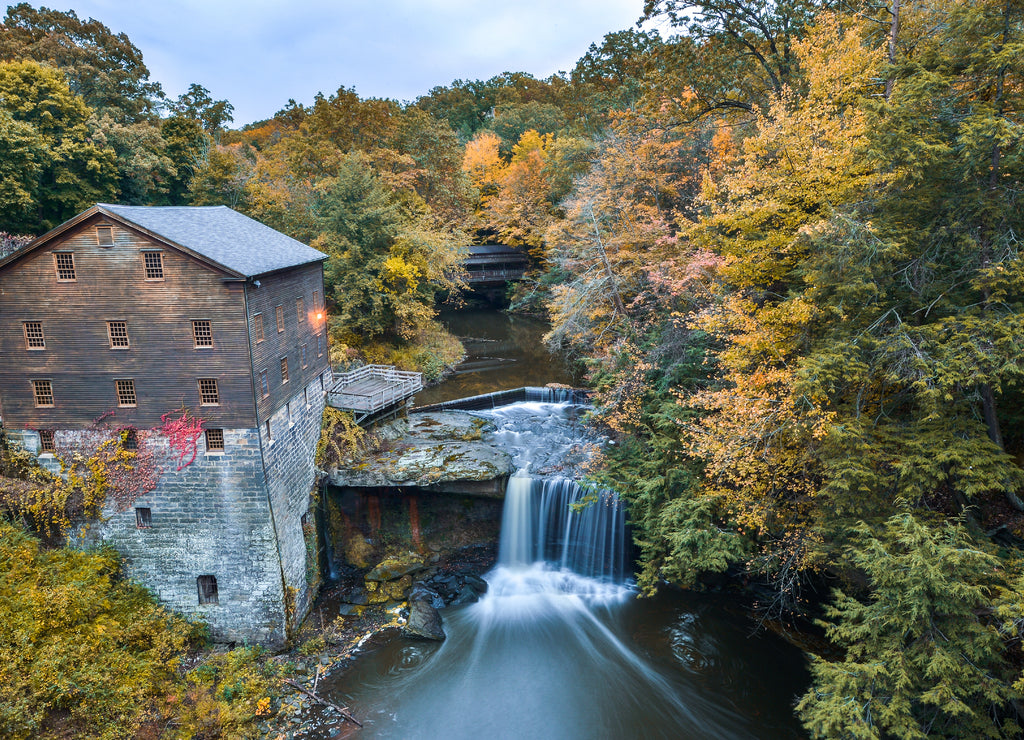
[
  {"left": 320, "top": 309, "right": 810, "bottom": 739},
  {"left": 413, "top": 308, "right": 579, "bottom": 406}
]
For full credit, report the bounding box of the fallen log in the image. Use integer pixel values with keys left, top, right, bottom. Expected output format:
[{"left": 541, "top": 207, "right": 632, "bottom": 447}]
[{"left": 282, "top": 678, "right": 363, "bottom": 728}]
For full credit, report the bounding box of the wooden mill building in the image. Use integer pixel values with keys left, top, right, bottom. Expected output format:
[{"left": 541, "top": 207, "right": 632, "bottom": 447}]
[{"left": 0, "top": 204, "right": 333, "bottom": 645}]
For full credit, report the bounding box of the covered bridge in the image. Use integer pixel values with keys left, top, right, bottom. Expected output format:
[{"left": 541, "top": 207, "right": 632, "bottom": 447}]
[{"left": 463, "top": 244, "right": 529, "bottom": 287}]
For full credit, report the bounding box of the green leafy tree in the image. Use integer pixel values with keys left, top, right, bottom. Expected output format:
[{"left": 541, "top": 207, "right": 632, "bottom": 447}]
[
  {"left": 91, "top": 114, "right": 176, "bottom": 204},
  {"left": 490, "top": 101, "right": 566, "bottom": 159},
  {"left": 0, "top": 60, "right": 117, "bottom": 232},
  {"left": 640, "top": 0, "right": 825, "bottom": 121},
  {"left": 0, "top": 109, "right": 45, "bottom": 226},
  {"left": 315, "top": 153, "right": 465, "bottom": 341},
  {"left": 159, "top": 115, "right": 208, "bottom": 204},
  {"left": 569, "top": 28, "right": 664, "bottom": 120},
  {"left": 168, "top": 82, "right": 234, "bottom": 134},
  {"left": 0, "top": 2, "right": 163, "bottom": 124}
]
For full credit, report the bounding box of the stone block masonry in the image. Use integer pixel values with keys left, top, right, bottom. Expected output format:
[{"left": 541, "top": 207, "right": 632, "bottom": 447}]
[
  {"left": 11, "top": 371, "right": 332, "bottom": 647},
  {"left": 259, "top": 367, "right": 332, "bottom": 627}
]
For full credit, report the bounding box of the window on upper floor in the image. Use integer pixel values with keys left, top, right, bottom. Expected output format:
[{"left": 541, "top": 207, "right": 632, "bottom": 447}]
[
  {"left": 254, "top": 313, "right": 265, "bottom": 343},
  {"left": 33, "top": 379, "right": 54, "bottom": 407},
  {"left": 107, "top": 321, "right": 129, "bottom": 349},
  {"left": 301, "top": 344, "right": 308, "bottom": 369},
  {"left": 313, "top": 289, "right": 321, "bottom": 311},
  {"left": 260, "top": 369, "right": 270, "bottom": 398},
  {"left": 23, "top": 321, "right": 45, "bottom": 350},
  {"left": 280, "top": 356, "right": 290, "bottom": 384},
  {"left": 96, "top": 225, "right": 113, "bottom": 247},
  {"left": 143, "top": 251, "right": 164, "bottom": 280},
  {"left": 198, "top": 378, "right": 220, "bottom": 405},
  {"left": 192, "top": 320, "right": 213, "bottom": 348},
  {"left": 317, "top": 333, "right": 323, "bottom": 357},
  {"left": 296, "top": 297, "right": 305, "bottom": 324},
  {"left": 54, "top": 252, "right": 75, "bottom": 281},
  {"left": 115, "top": 379, "right": 137, "bottom": 407},
  {"left": 276, "top": 305, "right": 284, "bottom": 333}
]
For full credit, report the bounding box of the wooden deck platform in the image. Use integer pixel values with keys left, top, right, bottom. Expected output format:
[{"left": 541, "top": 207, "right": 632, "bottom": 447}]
[{"left": 326, "top": 364, "right": 423, "bottom": 422}]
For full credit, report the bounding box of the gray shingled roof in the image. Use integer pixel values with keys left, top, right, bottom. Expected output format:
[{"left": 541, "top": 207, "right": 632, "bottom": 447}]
[{"left": 99, "top": 204, "right": 326, "bottom": 278}]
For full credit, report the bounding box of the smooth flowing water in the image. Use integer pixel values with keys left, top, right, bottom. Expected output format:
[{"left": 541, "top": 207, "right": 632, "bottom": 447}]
[
  {"left": 325, "top": 400, "right": 809, "bottom": 739},
  {"left": 413, "top": 308, "right": 579, "bottom": 406}
]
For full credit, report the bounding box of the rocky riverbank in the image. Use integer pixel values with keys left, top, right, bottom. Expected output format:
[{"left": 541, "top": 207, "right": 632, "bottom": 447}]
[{"left": 259, "top": 543, "right": 497, "bottom": 739}]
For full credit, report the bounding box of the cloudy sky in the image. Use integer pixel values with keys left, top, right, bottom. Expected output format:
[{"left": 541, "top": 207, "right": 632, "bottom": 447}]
[{"left": 58, "top": 0, "right": 654, "bottom": 125}]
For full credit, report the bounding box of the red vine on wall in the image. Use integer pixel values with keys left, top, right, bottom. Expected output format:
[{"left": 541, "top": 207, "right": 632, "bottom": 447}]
[{"left": 158, "top": 410, "right": 205, "bottom": 470}]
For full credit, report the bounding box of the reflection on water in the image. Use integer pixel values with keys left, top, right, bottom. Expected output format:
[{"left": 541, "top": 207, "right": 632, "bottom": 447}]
[{"left": 414, "top": 309, "right": 579, "bottom": 406}]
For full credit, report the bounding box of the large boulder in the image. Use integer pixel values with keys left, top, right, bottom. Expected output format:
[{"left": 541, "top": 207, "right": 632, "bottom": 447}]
[
  {"left": 326, "top": 412, "right": 513, "bottom": 494},
  {"left": 366, "top": 552, "right": 429, "bottom": 582},
  {"left": 404, "top": 599, "right": 446, "bottom": 641}
]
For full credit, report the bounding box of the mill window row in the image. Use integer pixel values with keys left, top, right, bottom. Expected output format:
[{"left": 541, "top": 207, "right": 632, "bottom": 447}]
[
  {"left": 36, "top": 426, "right": 223, "bottom": 457},
  {"left": 32, "top": 377, "right": 220, "bottom": 408},
  {"left": 34, "top": 372, "right": 330, "bottom": 449},
  {"left": 22, "top": 319, "right": 217, "bottom": 350},
  {"left": 50, "top": 249, "right": 165, "bottom": 282},
  {"left": 251, "top": 289, "right": 323, "bottom": 345}
]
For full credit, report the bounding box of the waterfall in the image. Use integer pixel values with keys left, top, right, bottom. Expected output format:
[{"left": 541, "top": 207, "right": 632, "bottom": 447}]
[
  {"left": 497, "top": 472, "right": 628, "bottom": 582},
  {"left": 327, "top": 398, "right": 781, "bottom": 740}
]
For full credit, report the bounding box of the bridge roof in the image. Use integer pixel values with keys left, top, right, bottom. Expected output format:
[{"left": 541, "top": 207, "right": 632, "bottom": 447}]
[{"left": 467, "top": 244, "right": 528, "bottom": 258}]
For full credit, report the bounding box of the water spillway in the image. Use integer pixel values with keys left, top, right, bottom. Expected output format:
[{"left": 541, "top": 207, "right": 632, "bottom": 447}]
[
  {"left": 498, "top": 473, "right": 628, "bottom": 582},
  {"left": 325, "top": 400, "right": 808, "bottom": 739}
]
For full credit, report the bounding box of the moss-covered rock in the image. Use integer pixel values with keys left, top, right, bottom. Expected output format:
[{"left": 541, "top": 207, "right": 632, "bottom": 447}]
[
  {"left": 366, "top": 552, "right": 427, "bottom": 582},
  {"left": 326, "top": 412, "right": 513, "bottom": 493}
]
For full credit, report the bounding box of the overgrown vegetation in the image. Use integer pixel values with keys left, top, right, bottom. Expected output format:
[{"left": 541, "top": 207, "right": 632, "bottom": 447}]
[
  {"left": 315, "top": 408, "right": 365, "bottom": 470},
  {"left": 0, "top": 519, "right": 291, "bottom": 739}
]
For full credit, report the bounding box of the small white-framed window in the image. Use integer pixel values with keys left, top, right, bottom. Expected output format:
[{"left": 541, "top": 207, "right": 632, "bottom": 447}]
[
  {"left": 192, "top": 319, "right": 213, "bottom": 348},
  {"left": 198, "top": 378, "right": 220, "bottom": 405},
  {"left": 54, "top": 252, "right": 76, "bottom": 281},
  {"left": 205, "top": 428, "right": 225, "bottom": 452},
  {"left": 23, "top": 321, "right": 45, "bottom": 349},
  {"left": 107, "top": 321, "right": 129, "bottom": 349},
  {"left": 115, "top": 379, "right": 137, "bottom": 407}
]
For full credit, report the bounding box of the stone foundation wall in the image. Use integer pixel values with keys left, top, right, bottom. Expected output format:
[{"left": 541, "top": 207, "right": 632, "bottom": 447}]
[
  {"left": 79, "top": 427, "right": 289, "bottom": 645},
  {"left": 259, "top": 370, "right": 331, "bottom": 627},
  {"left": 7, "top": 373, "right": 332, "bottom": 647}
]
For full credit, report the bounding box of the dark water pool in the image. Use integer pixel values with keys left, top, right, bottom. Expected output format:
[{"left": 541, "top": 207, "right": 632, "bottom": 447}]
[{"left": 413, "top": 308, "right": 579, "bottom": 406}]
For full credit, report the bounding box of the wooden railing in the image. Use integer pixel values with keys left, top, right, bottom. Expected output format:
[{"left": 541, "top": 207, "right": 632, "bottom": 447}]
[
  {"left": 326, "top": 364, "right": 423, "bottom": 416},
  {"left": 464, "top": 267, "right": 527, "bottom": 284}
]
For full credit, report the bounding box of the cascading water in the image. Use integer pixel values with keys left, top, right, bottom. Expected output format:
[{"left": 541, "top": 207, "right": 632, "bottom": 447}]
[
  {"left": 325, "top": 400, "right": 807, "bottom": 739},
  {"left": 497, "top": 473, "right": 627, "bottom": 581}
]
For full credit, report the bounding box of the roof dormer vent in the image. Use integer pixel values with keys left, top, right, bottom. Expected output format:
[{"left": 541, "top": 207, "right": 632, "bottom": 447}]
[{"left": 96, "top": 225, "right": 113, "bottom": 247}]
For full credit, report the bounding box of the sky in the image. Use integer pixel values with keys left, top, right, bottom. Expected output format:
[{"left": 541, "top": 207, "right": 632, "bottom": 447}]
[{"left": 56, "top": 0, "right": 654, "bottom": 125}]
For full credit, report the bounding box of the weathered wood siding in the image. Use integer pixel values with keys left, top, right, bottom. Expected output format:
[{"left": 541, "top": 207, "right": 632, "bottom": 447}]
[
  {"left": 0, "top": 215, "right": 257, "bottom": 429},
  {"left": 243, "top": 263, "right": 330, "bottom": 426}
]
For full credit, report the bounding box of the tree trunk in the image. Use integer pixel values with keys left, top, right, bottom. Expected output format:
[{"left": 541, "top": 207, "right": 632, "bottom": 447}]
[
  {"left": 586, "top": 205, "right": 627, "bottom": 317},
  {"left": 885, "top": 0, "right": 901, "bottom": 101}
]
